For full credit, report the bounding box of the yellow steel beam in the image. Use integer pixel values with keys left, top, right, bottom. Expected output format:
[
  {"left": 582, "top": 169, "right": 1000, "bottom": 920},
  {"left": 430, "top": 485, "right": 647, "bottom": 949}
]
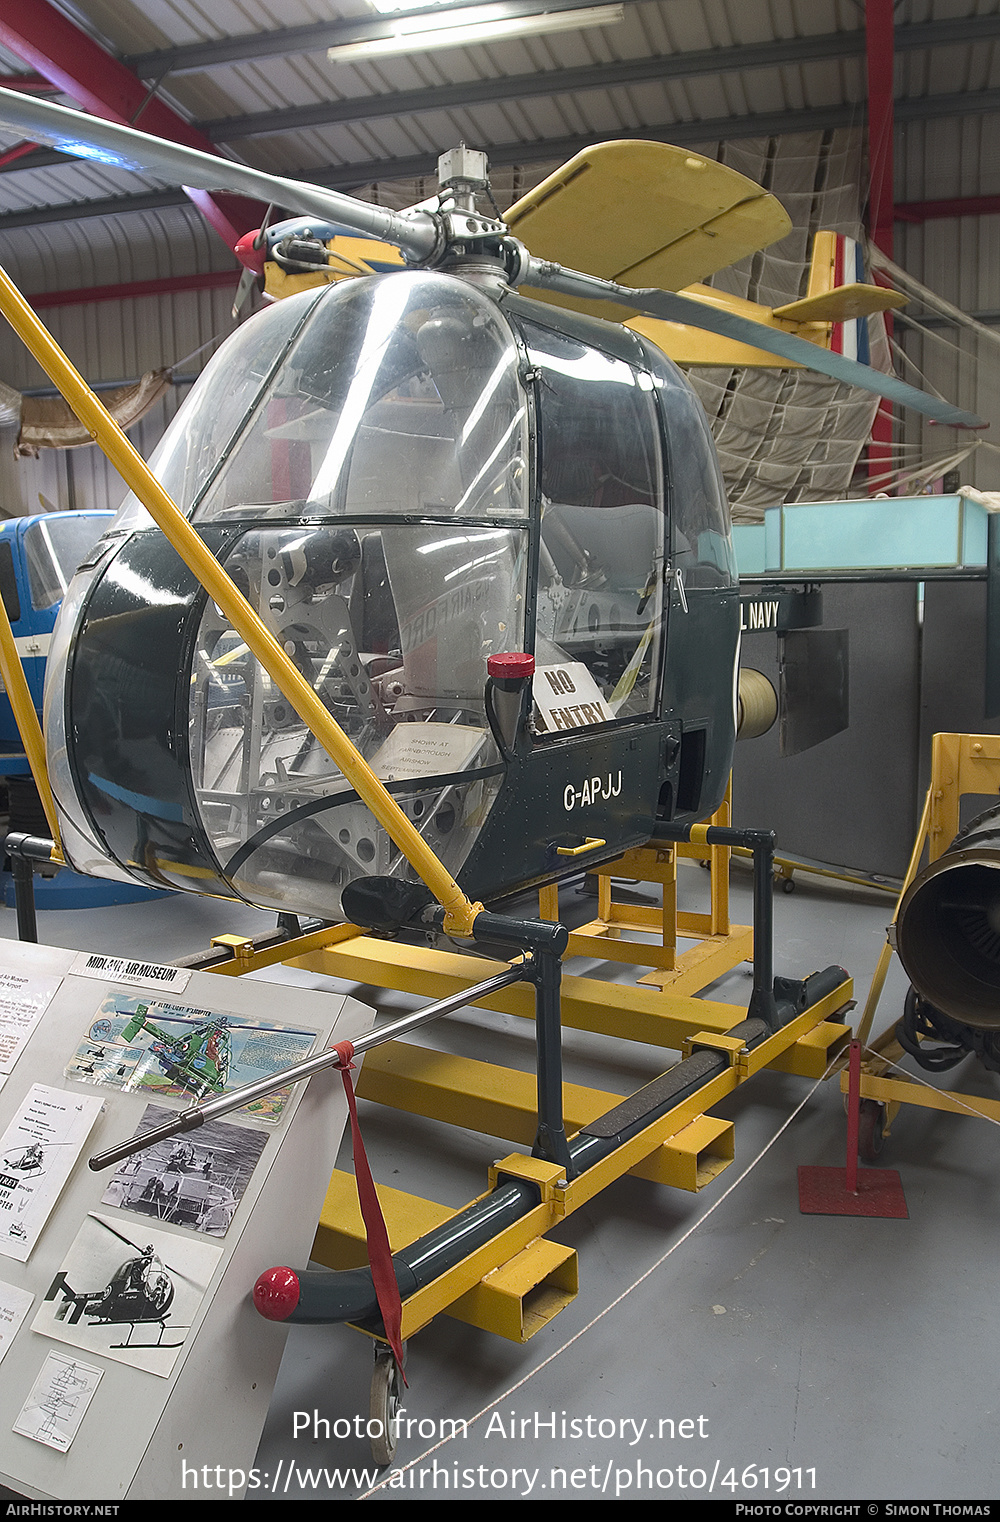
[
  {"left": 398, "top": 1189, "right": 555, "bottom": 1338},
  {"left": 207, "top": 920, "right": 366, "bottom": 977},
  {"left": 447, "top": 1237, "right": 578, "bottom": 1343},
  {"left": 355, "top": 1039, "right": 621, "bottom": 1142},
  {"left": 290, "top": 934, "right": 751, "bottom": 1046},
  {"left": 324, "top": 976, "right": 852, "bottom": 1337},
  {"left": 314, "top": 1168, "right": 456, "bottom": 1270},
  {"left": 846, "top": 1069, "right": 1000, "bottom": 1124},
  {"left": 766, "top": 1019, "right": 852, "bottom": 1079},
  {"left": 635, "top": 927, "right": 754, "bottom": 993},
  {"left": 630, "top": 1114, "right": 734, "bottom": 1190},
  {"left": 0, "top": 262, "right": 482, "bottom": 936}
]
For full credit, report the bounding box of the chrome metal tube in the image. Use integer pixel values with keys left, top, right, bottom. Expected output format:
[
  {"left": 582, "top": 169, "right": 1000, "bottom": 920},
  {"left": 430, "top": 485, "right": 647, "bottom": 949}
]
[{"left": 87, "top": 965, "right": 526, "bottom": 1170}]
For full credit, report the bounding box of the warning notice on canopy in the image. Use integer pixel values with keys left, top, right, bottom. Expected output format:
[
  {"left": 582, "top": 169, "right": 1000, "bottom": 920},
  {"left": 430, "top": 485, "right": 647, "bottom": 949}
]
[{"left": 533, "top": 662, "right": 612, "bottom": 734}]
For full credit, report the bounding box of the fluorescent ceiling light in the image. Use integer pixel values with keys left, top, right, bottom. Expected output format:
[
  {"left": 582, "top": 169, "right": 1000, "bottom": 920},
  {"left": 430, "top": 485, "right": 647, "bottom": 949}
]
[
  {"left": 329, "top": 3, "right": 624, "bottom": 62},
  {"left": 370, "top": 0, "right": 472, "bottom": 12}
]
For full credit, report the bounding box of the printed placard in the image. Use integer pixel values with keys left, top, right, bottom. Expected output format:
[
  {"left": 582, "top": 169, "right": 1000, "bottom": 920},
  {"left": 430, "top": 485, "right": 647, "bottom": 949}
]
[
  {"left": 370, "top": 721, "right": 485, "bottom": 781},
  {"left": 533, "top": 662, "right": 612, "bottom": 734},
  {"left": 0, "top": 969, "right": 63, "bottom": 1075},
  {"left": 0, "top": 1085, "right": 104, "bottom": 1263},
  {"left": 13, "top": 1350, "right": 103, "bottom": 1451},
  {"left": 0, "top": 1276, "right": 33, "bottom": 1365},
  {"left": 69, "top": 951, "right": 191, "bottom": 995}
]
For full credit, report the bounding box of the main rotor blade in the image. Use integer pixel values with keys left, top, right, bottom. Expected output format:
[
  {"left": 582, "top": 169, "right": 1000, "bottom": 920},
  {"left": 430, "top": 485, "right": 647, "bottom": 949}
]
[
  {"left": 525, "top": 258, "right": 986, "bottom": 429},
  {"left": 0, "top": 87, "right": 437, "bottom": 260}
]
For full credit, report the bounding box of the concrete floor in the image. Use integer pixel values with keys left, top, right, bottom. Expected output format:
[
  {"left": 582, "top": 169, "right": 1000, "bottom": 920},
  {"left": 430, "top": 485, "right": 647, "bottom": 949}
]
[{"left": 1, "top": 861, "right": 997, "bottom": 1504}]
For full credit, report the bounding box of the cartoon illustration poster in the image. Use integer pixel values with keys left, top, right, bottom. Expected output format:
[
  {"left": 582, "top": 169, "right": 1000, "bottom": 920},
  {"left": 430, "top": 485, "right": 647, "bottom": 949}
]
[{"left": 64, "top": 994, "right": 317, "bottom": 1120}]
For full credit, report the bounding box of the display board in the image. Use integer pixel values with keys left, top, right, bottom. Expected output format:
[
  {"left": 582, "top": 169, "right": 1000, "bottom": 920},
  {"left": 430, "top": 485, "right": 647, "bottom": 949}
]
[{"left": 0, "top": 939, "right": 371, "bottom": 1500}]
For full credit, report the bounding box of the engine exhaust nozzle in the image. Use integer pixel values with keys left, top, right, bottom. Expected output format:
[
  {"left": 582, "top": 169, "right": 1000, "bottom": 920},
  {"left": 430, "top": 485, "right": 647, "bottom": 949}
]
[{"left": 896, "top": 803, "right": 1000, "bottom": 1030}]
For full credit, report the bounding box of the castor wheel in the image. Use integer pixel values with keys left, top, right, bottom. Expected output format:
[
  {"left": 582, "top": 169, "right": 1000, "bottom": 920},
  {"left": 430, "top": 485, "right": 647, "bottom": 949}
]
[
  {"left": 369, "top": 1345, "right": 405, "bottom": 1466},
  {"left": 858, "top": 1098, "right": 886, "bottom": 1162},
  {"left": 781, "top": 877, "right": 796, "bottom": 893}
]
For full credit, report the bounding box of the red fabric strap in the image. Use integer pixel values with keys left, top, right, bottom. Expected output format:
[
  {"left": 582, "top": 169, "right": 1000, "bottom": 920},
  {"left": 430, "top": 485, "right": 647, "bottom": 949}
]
[{"left": 332, "top": 1040, "right": 407, "bottom": 1382}]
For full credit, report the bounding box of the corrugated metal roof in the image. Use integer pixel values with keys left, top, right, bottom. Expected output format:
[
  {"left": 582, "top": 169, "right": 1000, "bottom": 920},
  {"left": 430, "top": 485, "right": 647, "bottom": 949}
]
[
  {"left": 0, "top": 1, "right": 994, "bottom": 502},
  {"left": 0, "top": 1, "right": 992, "bottom": 259}
]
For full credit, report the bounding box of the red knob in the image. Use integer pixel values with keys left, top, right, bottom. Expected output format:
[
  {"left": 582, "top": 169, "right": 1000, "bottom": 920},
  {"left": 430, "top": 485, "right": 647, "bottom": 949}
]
[
  {"left": 235, "top": 229, "right": 267, "bottom": 276},
  {"left": 487, "top": 652, "right": 535, "bottom": 680},
  {"left": 253, "top": 1265, "right": 300, "bottom": 1320}
]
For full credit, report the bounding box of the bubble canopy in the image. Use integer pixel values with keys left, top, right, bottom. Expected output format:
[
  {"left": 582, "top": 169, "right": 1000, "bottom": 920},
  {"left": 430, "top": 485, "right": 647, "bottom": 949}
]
[
  {"left": 44, "top": 271, "right": 732, "bottom": 913},
  {"left": 46, "top": 274, "right": 532, "bottom": 912}
]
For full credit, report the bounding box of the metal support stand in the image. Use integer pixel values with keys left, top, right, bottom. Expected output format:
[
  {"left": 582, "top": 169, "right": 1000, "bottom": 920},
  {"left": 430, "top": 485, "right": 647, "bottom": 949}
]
[
  {"left": 5, "top": 831, "right": 57, "bottom": 944},
  {"left": 798, "top": 1038, "right": 908, "bottom": 1218},
  {"left": 653, "top": 822, "right": 779, "bottom": 1030},
  {"left": 527, "top": 943, "right": 572, "bottom": 1175},
  {"left": 10, "top": 851, "right": 36, "bottom": 943},
  {"left": 458, "top": 910, "right": 572, "bottom": 1175}
]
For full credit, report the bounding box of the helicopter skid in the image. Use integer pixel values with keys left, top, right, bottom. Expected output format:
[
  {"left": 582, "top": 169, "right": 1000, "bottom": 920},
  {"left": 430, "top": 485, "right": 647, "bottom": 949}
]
[
  {"left": 255, "top": 961, "right": 851, "bottom": 1335},
  {"left": 106, "top": 1317, "right": 188, "bottom": 1350}
]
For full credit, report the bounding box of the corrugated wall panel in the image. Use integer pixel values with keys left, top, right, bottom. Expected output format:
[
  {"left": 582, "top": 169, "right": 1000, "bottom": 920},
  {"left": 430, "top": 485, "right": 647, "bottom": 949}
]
[
  {"left": 896, "top": 109, "right": 1000, "bottom": 493},
  {"left": 0, "top": 282, "right": 239, "bottom": 517}
]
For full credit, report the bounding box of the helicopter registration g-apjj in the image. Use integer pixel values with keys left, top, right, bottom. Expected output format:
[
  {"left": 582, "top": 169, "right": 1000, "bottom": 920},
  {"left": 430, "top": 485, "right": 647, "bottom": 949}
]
[{"left": 0, "top": 92, "right": 982, "bottom": 930}]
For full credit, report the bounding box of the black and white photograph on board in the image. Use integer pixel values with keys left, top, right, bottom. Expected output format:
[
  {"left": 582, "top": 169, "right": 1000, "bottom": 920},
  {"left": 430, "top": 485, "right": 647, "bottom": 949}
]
[
  {"left": 99, "top": 1103, "right": 268, "bottom": 1237},
  {"left": 31, "top": 1211, "right": 222, "bottom": 1378}
]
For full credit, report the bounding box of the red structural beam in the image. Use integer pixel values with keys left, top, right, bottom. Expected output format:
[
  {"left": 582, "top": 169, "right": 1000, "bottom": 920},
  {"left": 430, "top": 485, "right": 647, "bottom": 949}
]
[
  {"left": 0, "top": 140, "right": 40, "bottom": 168},
  {"left": 896, "top": 195, "right": 1000, "bottom": 221},
  {"left": 866, "top": 0, "right": 895, "bottom": 480},
  {"left": 27, "top": 269, "right": 239, "bottom": 310},
  {"left": 0, "top": 74, "right": 58, "bottom": 92},
  {"left": 0, "top": 0, "right": 265, "bottom": 250},
  {"left": 866, "top": 0, "right": 896, "bottom": 259}
]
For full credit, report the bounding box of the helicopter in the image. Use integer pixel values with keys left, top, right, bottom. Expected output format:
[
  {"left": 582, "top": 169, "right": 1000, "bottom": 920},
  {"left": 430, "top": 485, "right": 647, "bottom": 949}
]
[
  {"left": 118, "top": 1008, "right": 232, "bottom": 1101},
  {"left": 44, "top": 1216, "right": 183, "bottom": 1349},
  {"left": 1, "top": 1140, "right": 45, "bottom": 1174},
  {"left": 0, "top": 91, "right": 983, "bottom": 931}
]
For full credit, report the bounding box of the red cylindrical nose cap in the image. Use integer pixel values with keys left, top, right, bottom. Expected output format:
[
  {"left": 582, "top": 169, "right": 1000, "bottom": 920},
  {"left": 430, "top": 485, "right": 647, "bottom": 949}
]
[
  {"left": 253, "top": 1265, "right": 300, "bottom": 1320},
  {"left": 487, "top": 652, "right": 535, "bottom": 680},
  {"left": 235, "top": 229, "right": 267, "bottom": 276}
]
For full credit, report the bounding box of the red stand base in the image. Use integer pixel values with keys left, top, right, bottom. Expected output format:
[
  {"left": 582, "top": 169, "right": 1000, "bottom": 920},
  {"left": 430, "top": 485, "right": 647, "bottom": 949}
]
[
  {"left": 797, "top": 1164, "right": 908, "bottom": 1217},
  {"left": 798, "top": 1039, "right": 909, "bottom": 1217}
]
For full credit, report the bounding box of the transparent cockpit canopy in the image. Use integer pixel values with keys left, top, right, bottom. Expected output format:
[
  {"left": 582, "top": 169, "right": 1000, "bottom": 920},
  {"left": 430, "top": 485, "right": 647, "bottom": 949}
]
[
  {"left": 110, "top": 289, "right": 324, "bottom": 537},
  {"left": 106, "top": 272, "right": 529, "bottom": 529},
  {"left": 23, "top": 515, "right": 108, "bottom": 612},
  {"left": 46, "top": 273, "right": 533, "bottom": 903},
  {"left": 522, "top": 317, "right": 667, "bottom": 732},
  {"left": 190, "top": 523, "right": 522, "bottom": 916}
]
